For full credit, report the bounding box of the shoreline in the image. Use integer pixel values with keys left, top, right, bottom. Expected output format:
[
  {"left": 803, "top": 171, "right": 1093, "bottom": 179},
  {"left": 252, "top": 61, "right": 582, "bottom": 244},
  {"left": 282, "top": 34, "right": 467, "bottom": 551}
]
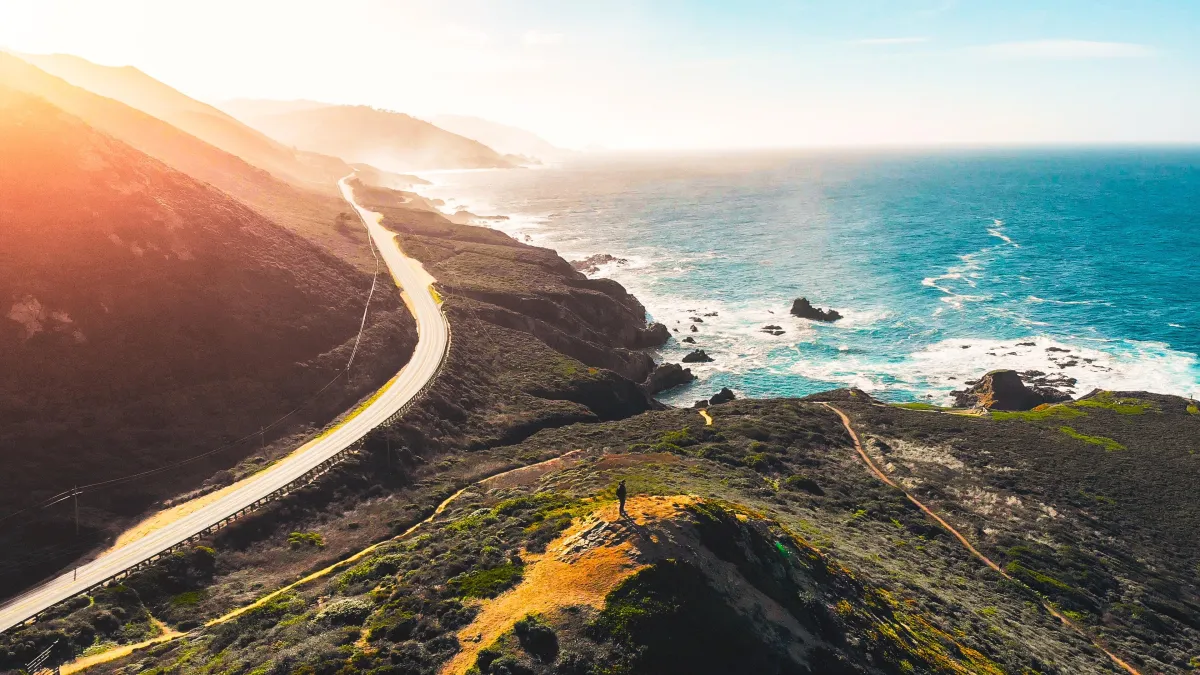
[{"left": 406, "top": 168, "right": 1200, "bottom": 406}]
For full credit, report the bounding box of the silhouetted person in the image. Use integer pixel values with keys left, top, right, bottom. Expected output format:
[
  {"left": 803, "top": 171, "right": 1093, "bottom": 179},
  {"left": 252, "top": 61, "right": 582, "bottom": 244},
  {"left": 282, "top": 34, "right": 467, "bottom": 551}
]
[{"left": 616, "top": 480, "right": 628, "bottom": 518}]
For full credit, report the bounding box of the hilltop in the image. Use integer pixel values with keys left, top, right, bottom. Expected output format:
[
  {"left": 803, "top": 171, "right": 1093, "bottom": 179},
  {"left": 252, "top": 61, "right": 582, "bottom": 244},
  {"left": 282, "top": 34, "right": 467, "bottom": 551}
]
[
  {"left": 4, "top": 171, "right": 1197, "bottom": 675},
  {"left": 0, "top": 53, "right": 373, "bottom": 270},
  {"left": 17, "top": 53, "right": 352, "bottom": 190},
  {"left": 0, "top": 86, "right": 416, "bottom": 599},
  {"left": 229, "top": 103, "right": 520, "bottom": 171}
]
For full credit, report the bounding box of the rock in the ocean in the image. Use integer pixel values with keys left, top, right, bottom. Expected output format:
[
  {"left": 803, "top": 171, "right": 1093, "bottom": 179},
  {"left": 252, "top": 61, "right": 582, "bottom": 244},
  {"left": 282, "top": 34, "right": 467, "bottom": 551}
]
[
  {"left": 790, "top": 297, "right": 843, "bottom": 322},
  {"left": 641, "top": 363, "right": 696, "bottom": 395},
  {"left": 951, "top": 370, "right": 1066, "bottom": 410},
  {"left": 709, "top": 387, "right": 736, "bottom": 405},
  {"left": 681, "top": 336, "right": 696, "bottom": 344},
  {"left": 691, "top": 317, "right": 704, "bottom": 323},
  {"left": 635, "top": 322, "right": 670, "bottom": 348},
  {"left": 682, "top": 349, "right": 714, "bottom": 363},
  {"left": 693, "top": 399, "right": 710, "bottom": 409},
  {"left": 570, "top": 253, "right": 629, "bottom": 275},
  {"left": 761, "top": 324, "right": 785, "bottom": 335},
  {"left": 689, "top": 324, "right": 699, "bottom": 333},
  {"left": 704, "top": 312, "right": 719, "bottom": 317}
]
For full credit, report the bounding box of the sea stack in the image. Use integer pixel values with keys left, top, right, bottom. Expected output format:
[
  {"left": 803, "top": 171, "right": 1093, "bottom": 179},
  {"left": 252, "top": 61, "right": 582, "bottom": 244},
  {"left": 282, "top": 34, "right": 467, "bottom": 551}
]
[
  {"left": 790, "top": 297, "right": 842, "bottom": 322},
  {"left": 952, "top": 370, "right": 1058, "bottom": 411}
]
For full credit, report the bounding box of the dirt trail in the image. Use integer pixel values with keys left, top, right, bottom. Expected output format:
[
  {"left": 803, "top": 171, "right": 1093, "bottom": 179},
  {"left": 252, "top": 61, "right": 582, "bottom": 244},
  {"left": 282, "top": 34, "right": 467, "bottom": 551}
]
[
  {"left": 63, "top": 451, "right": 586, "bottom": 673},
  {"left": 60, "top": 616, "right": 181, "bottom": 674},
  {"left": 822, "top": 402, "right": 1142, "bottom": 675}
]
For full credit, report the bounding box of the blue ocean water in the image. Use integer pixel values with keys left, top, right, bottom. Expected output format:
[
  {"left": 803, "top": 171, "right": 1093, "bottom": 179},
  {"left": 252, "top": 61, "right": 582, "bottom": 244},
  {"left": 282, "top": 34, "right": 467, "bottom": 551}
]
[{"left": 418, "top": 149, "right": 1200, "bottom": 405}]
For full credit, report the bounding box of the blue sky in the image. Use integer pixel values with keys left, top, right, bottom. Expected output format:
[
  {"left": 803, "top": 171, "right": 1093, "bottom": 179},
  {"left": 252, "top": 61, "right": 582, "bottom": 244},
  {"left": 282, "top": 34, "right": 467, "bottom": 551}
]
[{"left": 2, "top": 0, "right": 1198, "bottom": 148}]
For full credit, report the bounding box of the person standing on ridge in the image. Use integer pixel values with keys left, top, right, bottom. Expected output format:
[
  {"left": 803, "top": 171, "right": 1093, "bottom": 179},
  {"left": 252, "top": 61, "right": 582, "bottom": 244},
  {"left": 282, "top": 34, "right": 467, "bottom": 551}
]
[{"left": 616, "top": 480, "right": 628, "bottom": 518}]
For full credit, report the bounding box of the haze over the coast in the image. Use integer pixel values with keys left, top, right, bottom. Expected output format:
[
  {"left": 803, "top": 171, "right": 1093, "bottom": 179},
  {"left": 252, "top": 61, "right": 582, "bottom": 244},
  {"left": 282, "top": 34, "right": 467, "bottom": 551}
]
[{"left": 3, "top": 0, "right": 1199, "bottom": 150}]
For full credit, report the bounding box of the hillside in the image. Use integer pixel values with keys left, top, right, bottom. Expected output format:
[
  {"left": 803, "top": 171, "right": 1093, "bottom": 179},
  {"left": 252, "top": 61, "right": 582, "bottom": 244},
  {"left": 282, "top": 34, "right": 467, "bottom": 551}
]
[
  {"left": 0, "top": 53, "right": 373, "bottom": 270},
  {"left": 17, "top": 53, "right": 353, "bottom": 191},
  {"left": 0, "top": 87, "right": 416, "bottom": 599},
  {"left": 5, "top": 174, "right": 1198, "bottom": 674},
  {"left": 232, "top": 103, "right": 519, "bottom": 171},
  {"left": 432, "top": 114, "right": 571, "bottom": 162}
]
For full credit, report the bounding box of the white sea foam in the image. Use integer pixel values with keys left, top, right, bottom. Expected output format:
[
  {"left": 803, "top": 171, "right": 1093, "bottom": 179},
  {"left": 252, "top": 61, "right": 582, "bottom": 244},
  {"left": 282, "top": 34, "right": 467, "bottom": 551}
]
[
  {"left": 788, "top": 335, "right": 1200, "bottom": 403},
  {"left": 1026, "top": 295, "right": 1111, "bottom": 307},
  {"left": 987, "top": 219, "right": 1019, "bottom": 247}
]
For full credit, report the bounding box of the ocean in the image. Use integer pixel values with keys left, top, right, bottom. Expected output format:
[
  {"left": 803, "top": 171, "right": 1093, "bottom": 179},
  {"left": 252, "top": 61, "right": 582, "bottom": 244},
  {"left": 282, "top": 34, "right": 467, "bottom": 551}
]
[{"left": 415, "top": 148, "right": 1200, "bottom": 406}]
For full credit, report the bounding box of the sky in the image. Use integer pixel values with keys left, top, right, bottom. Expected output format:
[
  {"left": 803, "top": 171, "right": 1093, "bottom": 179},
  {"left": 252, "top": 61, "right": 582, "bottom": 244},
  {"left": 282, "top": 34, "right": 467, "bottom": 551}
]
[{"left": 2, "top": 0, "right": 1199, "bottom": 149}]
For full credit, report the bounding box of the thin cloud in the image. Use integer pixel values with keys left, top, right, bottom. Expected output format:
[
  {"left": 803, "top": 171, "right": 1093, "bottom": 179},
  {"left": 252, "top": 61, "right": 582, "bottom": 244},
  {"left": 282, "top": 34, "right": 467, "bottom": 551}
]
[
  {"left": 852, "top": 37, "right": 929, "bottom": 46},
  {"left": 522, "top": 30, "right": 563, "bottom": 46},
  {"left": 976, "top": 39, "right": 1156, "bottom": 60}
]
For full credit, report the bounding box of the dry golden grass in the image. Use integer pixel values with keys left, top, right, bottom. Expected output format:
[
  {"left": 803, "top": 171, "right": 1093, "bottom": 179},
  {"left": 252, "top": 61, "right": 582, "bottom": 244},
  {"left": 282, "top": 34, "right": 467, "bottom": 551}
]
[{"left": 441, "top": 496, "right": 698, "bottom": 675}]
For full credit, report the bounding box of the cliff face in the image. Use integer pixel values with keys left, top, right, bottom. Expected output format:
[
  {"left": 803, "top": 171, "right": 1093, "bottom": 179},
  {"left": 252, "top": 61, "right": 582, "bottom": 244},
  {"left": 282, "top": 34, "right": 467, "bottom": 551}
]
[{"left": 352, "top": 179, "right": 665, "bottom": 384}]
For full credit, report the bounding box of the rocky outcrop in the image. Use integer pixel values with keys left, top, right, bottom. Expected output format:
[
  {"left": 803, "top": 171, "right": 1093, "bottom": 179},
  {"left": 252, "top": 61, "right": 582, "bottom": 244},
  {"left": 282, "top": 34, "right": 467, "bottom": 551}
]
[
  {"left": 570, "top": 253, "right": 628, "bottom": 275},
  {"left": 790, "top": 297, "right": 842, "bottom": 322},
  {"left": 1019, "top": 370, "right": 1075, "bottom": 403},
  {"left": 682, "top": 349, "right": 713, "bottom": 363},
  {"left": 635, "top": 322, "right": 670, "bottom": 348},
  {"left": 709, "top": 387, "right": 736, "bottom": 405},
  {"left": 762, "top": 324, "right": 785, "bottom": 336},
  {"left": 641, "top": 363, "right": 696, "bottom": 395},
  {"left": 951, "top": 370, "right": 1066, "bottom": 410}
]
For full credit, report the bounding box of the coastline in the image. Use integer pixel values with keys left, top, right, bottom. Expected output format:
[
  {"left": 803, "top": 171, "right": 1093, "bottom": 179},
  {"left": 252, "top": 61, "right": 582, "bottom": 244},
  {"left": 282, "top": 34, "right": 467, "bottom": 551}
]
[{"left": 406, "top": 164, "right": 1200, "bottom": 406}]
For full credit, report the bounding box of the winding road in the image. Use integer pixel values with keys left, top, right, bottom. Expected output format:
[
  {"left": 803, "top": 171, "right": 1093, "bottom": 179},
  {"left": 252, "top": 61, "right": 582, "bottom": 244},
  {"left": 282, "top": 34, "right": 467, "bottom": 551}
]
[{"left": 0, "top": 175, "right": 449, "bottom": 635}]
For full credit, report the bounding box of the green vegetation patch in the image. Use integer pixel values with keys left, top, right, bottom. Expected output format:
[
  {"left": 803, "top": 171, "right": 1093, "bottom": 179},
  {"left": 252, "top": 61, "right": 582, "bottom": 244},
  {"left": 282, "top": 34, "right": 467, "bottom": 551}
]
[
  {"left": 1059, "top": 426, "right": 1126, "bottom": 451},
  {"left": 287, "top": 531, "right": 325, "bottom": 548},
  {"left": 1073, "top": 391, "right": 1157, "bottom": 415},
  {"left": 449, "top": 561, "right": 524, "bottom": 599},
  {"left": 991, "top": 404, "right": 1085, "bottom": 421},
  {"left": 894, "top": 402, "right": 952, "bottom": 411},
  {"left": 1187, "top": 403, "right": 1199, "bottom": 416}
]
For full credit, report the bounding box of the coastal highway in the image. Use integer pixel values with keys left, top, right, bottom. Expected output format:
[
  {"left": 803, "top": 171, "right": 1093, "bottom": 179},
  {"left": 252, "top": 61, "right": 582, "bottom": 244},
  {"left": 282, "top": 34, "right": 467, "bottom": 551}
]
[{"left": 0, "top": 175, "right": 449, "bottom": 635}]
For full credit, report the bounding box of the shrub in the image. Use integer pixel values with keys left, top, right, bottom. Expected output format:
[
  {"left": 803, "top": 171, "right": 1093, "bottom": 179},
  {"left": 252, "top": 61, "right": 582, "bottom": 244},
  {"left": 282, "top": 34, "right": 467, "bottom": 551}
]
[
  {"left": 660, "top": 427, "right": 696, "bottom": 447},
  {"left": 287, "top": 531, "right": 326, "bottom": 548},
  {"left": 514, "top": 613, "right": 558, "bottom": 662},
  {"left": 782, "top": 475, "right": 824, "bottom": 495},
  {"left": 313, "top": 598, "right": 373, "bottom": 626},
  {"left": 449, "top": 563, "right": 524, "bottom": 598}
]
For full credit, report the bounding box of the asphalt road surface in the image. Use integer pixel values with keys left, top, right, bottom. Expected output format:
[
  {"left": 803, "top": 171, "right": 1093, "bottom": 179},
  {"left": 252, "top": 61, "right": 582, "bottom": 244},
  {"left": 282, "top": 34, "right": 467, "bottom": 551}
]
[{"left": 0, "top": 176, "right": 449, "bottom": 634}]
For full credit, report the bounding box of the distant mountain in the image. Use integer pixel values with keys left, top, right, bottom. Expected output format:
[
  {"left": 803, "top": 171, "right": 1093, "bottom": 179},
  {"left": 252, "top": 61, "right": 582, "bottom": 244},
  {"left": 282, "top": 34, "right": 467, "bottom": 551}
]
[
  {"left": 0, "top": 53, "right": 371, "bottom": 269},
  {"left": 432, "top": 114, "right": 572, "bottom": 162},
  {"left": 18, "top": 52, "right": 351, "bottom": 191},
  {"left": 228, "top": 102, "right": 517, "bottom": 171},
  {"left": 0, "top": 84, "right": 415, "bottom": 595},
  {"left": 219, "top": 98, "right": 334, "bottom": 119}
]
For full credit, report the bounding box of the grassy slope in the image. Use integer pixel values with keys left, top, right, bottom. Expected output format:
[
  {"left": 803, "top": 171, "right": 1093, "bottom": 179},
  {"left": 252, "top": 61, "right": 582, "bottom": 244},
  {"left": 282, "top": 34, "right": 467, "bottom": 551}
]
[
  {"left": 840, "top": 390, "right": 1200, "bottom": 673},
  {"left": 0, "top": 86, "right": 416, "bottom": 598}
]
